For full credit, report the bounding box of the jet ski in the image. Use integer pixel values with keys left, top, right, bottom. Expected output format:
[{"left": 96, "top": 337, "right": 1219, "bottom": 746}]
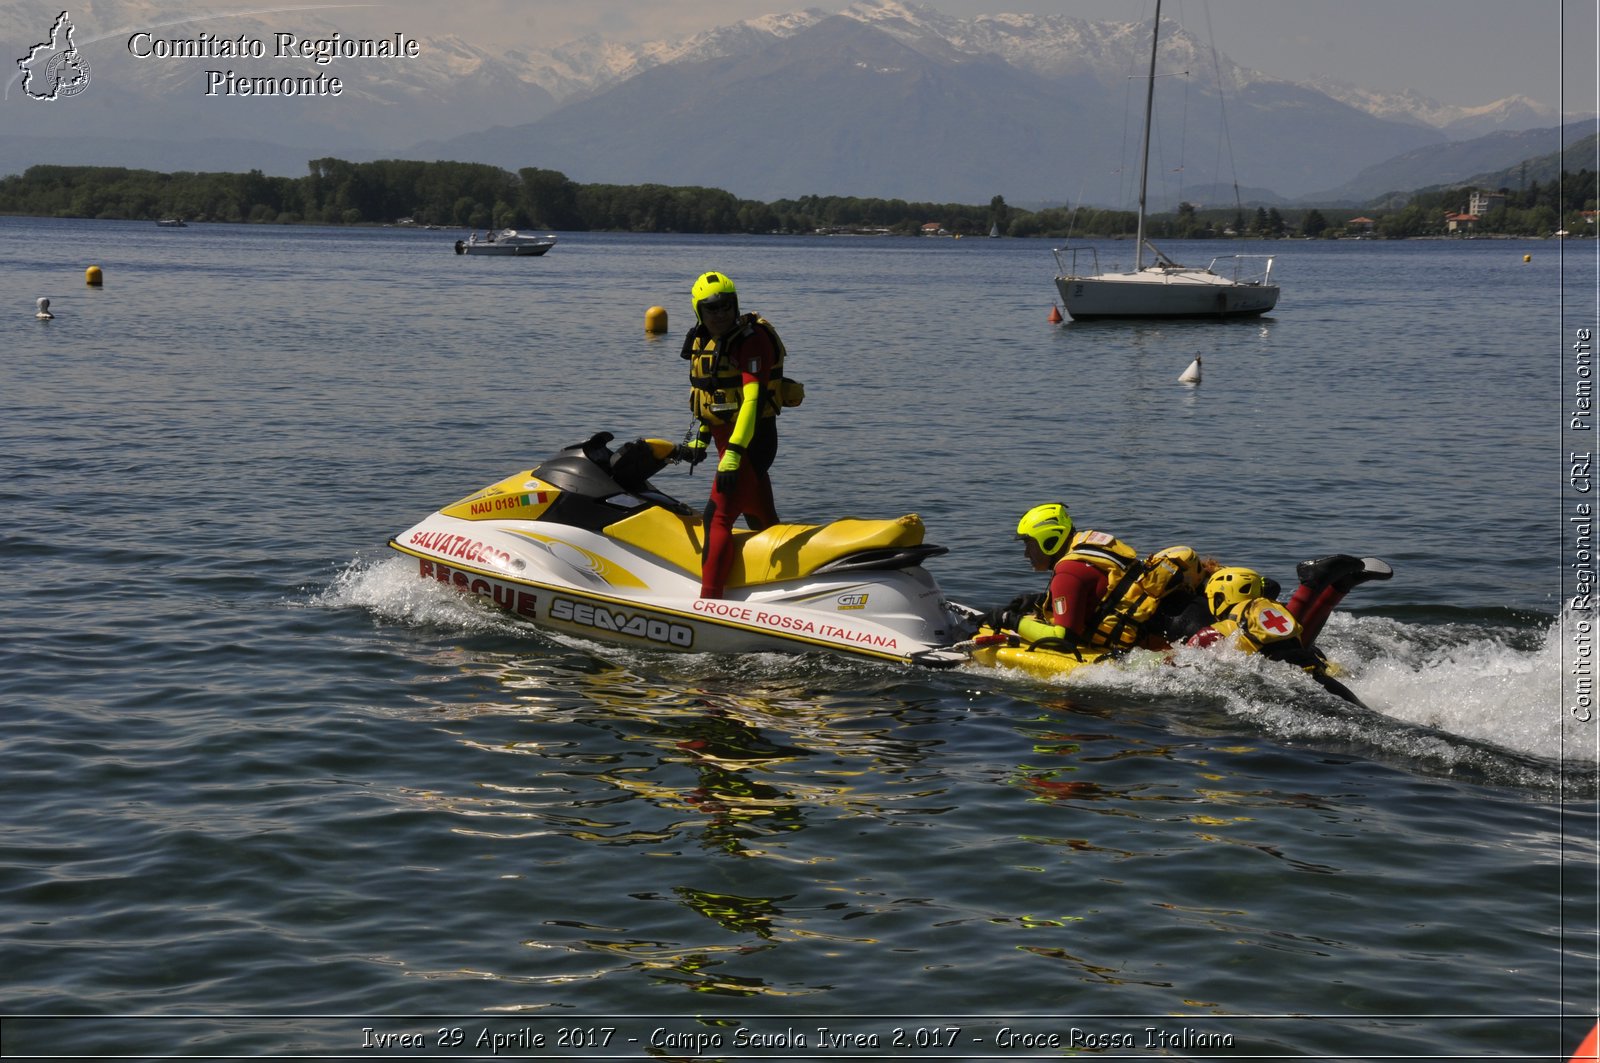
[{"left": 389, "top": 432, "right": 978, "bottom": 666}]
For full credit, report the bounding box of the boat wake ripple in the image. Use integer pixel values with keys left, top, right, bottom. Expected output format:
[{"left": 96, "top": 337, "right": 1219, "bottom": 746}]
[{"left": 314, "top": 556, "right": 1590, "bottom": 788}]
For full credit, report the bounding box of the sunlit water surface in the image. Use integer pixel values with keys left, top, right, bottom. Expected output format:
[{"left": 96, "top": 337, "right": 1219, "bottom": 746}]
[{"left": 1, "top": 218, "right": 1595, "bottom": 1059}]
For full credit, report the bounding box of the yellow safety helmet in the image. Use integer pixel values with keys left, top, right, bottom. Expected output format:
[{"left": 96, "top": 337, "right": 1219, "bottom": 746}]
[
  {"left": 691, "top": 270, "right": 739, "bottom": 324},
  {"left": 1015, "top": 503, "right": 1073, "bottom": 557},
  {"left": 1206, "top": 566, "right": 1267, "bottom": 618}
]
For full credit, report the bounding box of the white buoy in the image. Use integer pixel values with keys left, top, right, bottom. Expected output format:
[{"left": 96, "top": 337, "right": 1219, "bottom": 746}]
[
  {"left": 1179, "top": 356, "right": 1201, "bottom": 384},
  {"left": 35, "top": 297, "right": 53, "bottom": 320}
]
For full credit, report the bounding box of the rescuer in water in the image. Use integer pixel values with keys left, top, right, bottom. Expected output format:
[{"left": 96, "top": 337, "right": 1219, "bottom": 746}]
[
  {"left": 999, "top": 503, "right": 1144, "bottom": 648},
  {"left": 987, "top": 503, "right": 1392, "bottom": 703}
]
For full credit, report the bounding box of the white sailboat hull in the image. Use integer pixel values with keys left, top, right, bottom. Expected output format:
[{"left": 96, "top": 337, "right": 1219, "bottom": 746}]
[
  {"left": 1056, "top": 266, "right": 1279, "bottom": 320},
  {"left": 1049, "top": 0, "right": 1283, "bottom": 323}
]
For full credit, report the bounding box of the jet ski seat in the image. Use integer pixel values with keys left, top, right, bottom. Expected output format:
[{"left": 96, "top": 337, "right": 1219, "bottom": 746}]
[{"left": 604, "top": 508, "right": 928, "bottom": 587}]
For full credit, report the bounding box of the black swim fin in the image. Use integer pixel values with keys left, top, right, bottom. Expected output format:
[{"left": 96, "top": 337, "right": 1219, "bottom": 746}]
[{"left": 1296, "top": 554, "right": 1394, "bottom": 594}]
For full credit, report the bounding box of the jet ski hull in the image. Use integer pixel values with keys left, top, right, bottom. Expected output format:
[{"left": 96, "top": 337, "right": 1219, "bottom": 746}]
[
  {"left": 391, "top": 516, "right": 957, "bottom": 662},
  {"left": 387, "top": 434, "right": 971, "bottom": 664}
]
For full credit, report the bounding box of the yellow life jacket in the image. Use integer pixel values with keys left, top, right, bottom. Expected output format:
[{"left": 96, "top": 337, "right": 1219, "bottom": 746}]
[
  {"left": 1059, "top": 530, "right": 1150, "bottom": 651},
  {"left": 1140, "top": 545, "right": 1201, "bottom": 600},
  {"left": 1211, "top": 598, "right": 1301, "bottom": 653},
  {"left": 687, "top": 314, "right": 801, "bottom": 427},
  {"left": 1089, "top": 574, "right": 1159, "bottom": 649},
  {"left": 1060, "top": 529, "right": 1138, "bottom": 576}
]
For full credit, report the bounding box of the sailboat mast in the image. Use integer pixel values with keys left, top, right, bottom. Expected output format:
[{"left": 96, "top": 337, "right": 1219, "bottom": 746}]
[{"left": 1134, "top": 0, "right": 1160, "bottom": 271}]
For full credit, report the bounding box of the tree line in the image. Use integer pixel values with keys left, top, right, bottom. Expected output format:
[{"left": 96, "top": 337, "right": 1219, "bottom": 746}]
[{"left": 0, "top": 158, "right": 1594, "bottom": 238}]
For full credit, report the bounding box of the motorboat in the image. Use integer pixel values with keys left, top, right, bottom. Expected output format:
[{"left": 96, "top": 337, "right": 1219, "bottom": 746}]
[
  {"left": 155, "top": 218, "right": 187, "bottom": 227},
  {"left": 389, "top": 432, "right": 976, "bottom": 667},
  {"left": 1051, "top": 0, "right": 1278, "bottom": 320},
  {"left": 453, "top": 229, "right": 557, "bottom": 256}
]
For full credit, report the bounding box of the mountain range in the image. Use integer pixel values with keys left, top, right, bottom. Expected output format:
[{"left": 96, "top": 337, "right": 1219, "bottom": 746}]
[{"left": 0, "top": 0, "right": 1582, "bottom": 208}]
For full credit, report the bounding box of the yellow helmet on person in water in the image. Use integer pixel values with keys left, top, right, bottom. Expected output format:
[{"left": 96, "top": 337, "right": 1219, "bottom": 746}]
[
  {"left": 1015, "top": 503, "right": 1073, "bottom": 557},
  {"left": 1206, "top": 566, "right": 1267, "bottom": 618},
  {"left": 691, "top": 271, "right": 739, "bottom": 324}
]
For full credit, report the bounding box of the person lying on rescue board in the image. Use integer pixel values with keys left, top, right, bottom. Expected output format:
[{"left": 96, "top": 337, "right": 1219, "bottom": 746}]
[{"left": 984, "top": 503, "right": 1392, "bottom": 700}]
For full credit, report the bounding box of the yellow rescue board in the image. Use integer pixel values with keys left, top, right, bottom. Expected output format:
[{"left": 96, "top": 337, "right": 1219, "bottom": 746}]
[{"left": 964, "top": 625, "right": 1123, "bottom": 679}]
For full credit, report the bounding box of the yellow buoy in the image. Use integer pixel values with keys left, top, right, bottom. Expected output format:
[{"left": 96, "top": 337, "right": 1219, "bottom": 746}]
[
  {"left": 1524, "top": 254, "right": 1532, "bottom": 263},
  {"left": 85, "top": 265, "right": 103, "bottom": 286},
  {"left": 645, "top": 305, "right": 668, "bottom": 333}
]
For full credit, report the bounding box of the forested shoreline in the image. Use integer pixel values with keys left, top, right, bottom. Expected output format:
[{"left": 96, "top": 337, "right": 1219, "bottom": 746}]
[{"left": 1, "top": 157, "right": 1593, "bottom": 239}]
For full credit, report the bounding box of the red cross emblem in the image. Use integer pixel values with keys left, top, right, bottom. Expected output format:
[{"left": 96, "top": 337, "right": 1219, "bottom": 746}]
[{"left": 1259, "top": 606, "right": 1292, "bottom": 634}]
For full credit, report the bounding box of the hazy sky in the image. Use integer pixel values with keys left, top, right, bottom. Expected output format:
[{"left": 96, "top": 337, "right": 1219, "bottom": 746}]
[
  {"left": 320, "top": 0, "right": 1597, "bottom": 113},
  {"left": 50, "top": 0, "right": 1594, "bottom": 114}
]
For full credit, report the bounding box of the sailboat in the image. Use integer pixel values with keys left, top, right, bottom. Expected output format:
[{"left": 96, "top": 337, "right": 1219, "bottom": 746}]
[{"left": 1052, "top": 0, "right": 1279, "bottom": 320}]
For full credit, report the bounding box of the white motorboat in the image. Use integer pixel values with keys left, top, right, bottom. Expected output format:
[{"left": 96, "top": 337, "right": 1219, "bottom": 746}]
[
  {"left": 389, "top": 432, "right": 975, "bottom": 667},
  {"left": 453, "top": 229, "right": 557, "bottom": 256},
  {"left": 1052, "top": 0, "right": 1278, "bottom": 320}
]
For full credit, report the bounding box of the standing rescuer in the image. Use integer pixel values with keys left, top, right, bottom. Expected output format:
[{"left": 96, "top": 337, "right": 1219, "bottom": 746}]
[{"left": 679, "top": 271, "right": 801, "bottom": 598}]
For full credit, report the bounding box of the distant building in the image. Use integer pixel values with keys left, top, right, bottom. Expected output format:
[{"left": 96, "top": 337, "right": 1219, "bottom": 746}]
[
  {"left": 920, "top": 222, "right": 945, "bottom": 236},
  {"left": 1445, "top": 212, "right": 1479, "bottom": 234},
  {"left": 1469, "top": 190, "right": 1507, "bottom": 215},
  {"left": 1346, "top": 216, "right": 1376, "bottom": 233}
]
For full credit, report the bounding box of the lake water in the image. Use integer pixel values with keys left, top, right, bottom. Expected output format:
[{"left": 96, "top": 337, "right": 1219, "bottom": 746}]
[{"left": 2, "top": 216, "right": 1596, "bottom": 1059}]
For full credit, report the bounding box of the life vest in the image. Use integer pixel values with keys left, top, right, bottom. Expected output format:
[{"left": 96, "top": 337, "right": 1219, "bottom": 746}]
[
  {"left": 685, "top": 314, "right": 802, "bottom": 427},
  {"left": 1060, "top": 529, "right": 1138, "bottom": 576},
  {"left": 1210, "top": 598, "right": 1301, "bottom": 653},
  {"left": 1126, "top": 545, "right": 1205, "bottom": 647},
  {"left": 1141, "top": 545, "right": 1201, "bottom": 599},
  {"left": 1057, "top": 530, "right": 1151, "bottom": 650}
]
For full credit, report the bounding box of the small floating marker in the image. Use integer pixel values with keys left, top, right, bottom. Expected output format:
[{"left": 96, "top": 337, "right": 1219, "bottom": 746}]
[
  {"left": 1569, "top": 1021, "right": 1598, "bottom": 1061},
  {"left": 1179, "top": 356, "right": 1202, "bottom": 385},
  {"left": 1048, "top": 304, "right": 1063, "bottom": 324},
  {"left": 85, "top": 265, "right": 103, "bottom": 286},
  {"left": 645, "top": 305, "right": 668, "bottom": 334},
  {"left": 1524, "top": 254, "right": 1532, "bottom": 263},
  {"left": 35, "top": 297, "right": 53, "bottom": 319}
]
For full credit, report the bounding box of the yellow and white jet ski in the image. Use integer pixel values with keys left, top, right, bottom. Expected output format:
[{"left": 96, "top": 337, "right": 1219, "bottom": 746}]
[{"left": 389, "top": 432, "right": 976, "bottom": 666}]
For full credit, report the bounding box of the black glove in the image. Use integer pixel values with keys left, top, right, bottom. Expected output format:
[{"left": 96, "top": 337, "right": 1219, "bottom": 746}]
[
  {"left": 677, "top": 441, "right": 707, "bottom": 468},
  {"left": 1003, "top": 592, "right": 1047, "bottom": 629},
  {"left": 987, "top": 592, "right": 1045, "bottom": 632},
  {"left": 715, "top": 468, "right": 739, "bottom": 494}
]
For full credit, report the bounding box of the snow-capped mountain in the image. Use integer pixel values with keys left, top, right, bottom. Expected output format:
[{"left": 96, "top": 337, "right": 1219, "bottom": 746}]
[
  {"left": 0, "top": 0, "right": 1570, "bottom": 204},
  {"left": 522, "top": 0, "right": 1554, "bottom": 136},
  {"left": 1304, "top": 78, "right": 1564, "bottom": 138}
]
